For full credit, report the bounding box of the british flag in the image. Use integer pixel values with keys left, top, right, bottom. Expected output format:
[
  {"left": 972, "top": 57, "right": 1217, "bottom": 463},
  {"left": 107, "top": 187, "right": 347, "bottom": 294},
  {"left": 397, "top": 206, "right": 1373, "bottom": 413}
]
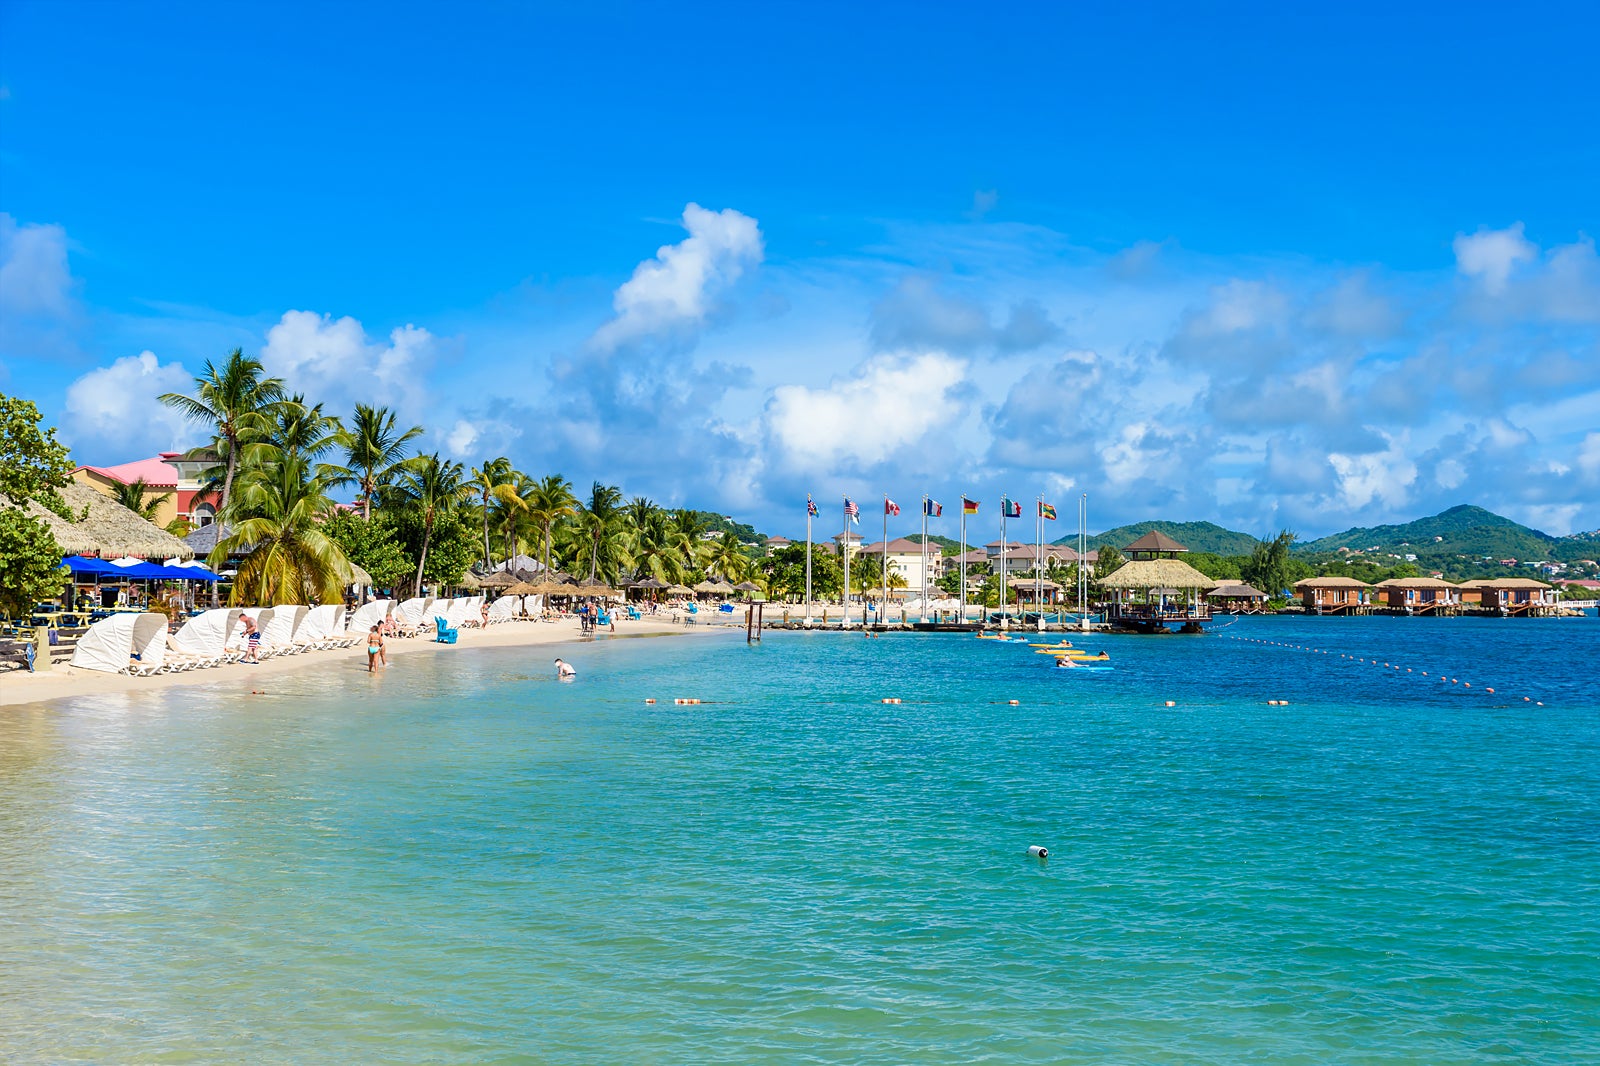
[
  {"left": 885, "top": 498, "right": 901, "bottom": 516},
  {"left": 807, "top": 496, "right": 818, "bottom": 516}
]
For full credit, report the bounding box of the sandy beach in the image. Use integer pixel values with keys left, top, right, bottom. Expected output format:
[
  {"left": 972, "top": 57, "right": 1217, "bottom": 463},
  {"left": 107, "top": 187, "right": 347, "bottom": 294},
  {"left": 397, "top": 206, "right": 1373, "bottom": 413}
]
[{"left": 0, "top": 614, "right": 734, "bottom": 710}]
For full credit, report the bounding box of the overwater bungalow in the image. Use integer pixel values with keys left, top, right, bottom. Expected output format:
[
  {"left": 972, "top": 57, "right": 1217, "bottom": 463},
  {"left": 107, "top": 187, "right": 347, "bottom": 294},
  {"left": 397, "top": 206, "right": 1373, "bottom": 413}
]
[
  {"left": 1100, "top": 532, "right": 1215, "bottom": 631},
  {"left": 1294, "top": 575, "right": 1374, "bottom": 615},
  {"left": 1207, "top": 583, "right": 1269, "bottom": 614},
  {"left": 1458, "top": 577, "right": 1558, "bottom": 616},
  {"left": 1373, "top": 576, "right": 1462, "bottom": 614},
  {"left": 1007, "top": 577, "right": 1062, "bottom": 605}
]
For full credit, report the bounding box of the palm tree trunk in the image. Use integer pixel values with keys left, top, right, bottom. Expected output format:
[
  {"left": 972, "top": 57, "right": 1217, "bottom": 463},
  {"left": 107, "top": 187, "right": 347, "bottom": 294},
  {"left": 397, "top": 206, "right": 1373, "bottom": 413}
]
[
  {"left": 415, "top": 520, "right": 432, "bottom": 597},
  {"left": 482, "top": 502, "right": 492, "bottom": 571},
  {"left": 543, "top": 524, "right": 552, "bottom": 581},
  {"left": 221, "top": 431, "right": 238, "bottom": 518},
  {"left": 363, "top": 472, "right": 374, "bottom": 520}
]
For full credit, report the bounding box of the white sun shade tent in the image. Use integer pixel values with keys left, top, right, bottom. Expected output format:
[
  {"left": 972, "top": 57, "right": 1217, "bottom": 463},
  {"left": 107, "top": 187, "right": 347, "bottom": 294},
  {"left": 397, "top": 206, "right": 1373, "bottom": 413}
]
[
  {"left": 394, "top": 597, "right": 431, "bottom": 626},
  {"left": 298, "top": 604, "right": 345, "bottom": 643},
  {"left": 443, "top": 597, "right": 473, "bottom": 627},
  {"left": 265, "top": 606, "right": 307, "bottom": 646},
  {"left": 172, "top": 608, "right": 242, "bottom": 657},
  {"left": 71, "top": 612, "right": 169, "bottom": 674},
  {"left": 348, "top": 599, "right": 392, "bottom": 633},
  {"left": 486, "top": 596, "right": 518, "bottom": 621}
]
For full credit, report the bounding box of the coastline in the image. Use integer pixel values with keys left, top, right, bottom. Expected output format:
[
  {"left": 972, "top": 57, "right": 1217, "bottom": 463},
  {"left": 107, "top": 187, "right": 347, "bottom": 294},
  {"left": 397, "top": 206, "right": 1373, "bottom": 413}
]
[{"left": 0, "top": 615, "right": 732, "bottom": 710}]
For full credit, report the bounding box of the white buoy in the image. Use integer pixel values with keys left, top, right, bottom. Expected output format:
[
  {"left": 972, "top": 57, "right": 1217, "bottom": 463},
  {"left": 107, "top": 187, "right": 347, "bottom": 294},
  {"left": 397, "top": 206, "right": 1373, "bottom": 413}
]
[{"left": 1028, "top": 845, "right": 1048, "bottom": 859}]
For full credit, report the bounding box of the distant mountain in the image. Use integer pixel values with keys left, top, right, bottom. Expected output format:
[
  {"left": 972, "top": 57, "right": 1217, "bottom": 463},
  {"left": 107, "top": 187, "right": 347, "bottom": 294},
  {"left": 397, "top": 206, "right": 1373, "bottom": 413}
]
[
  {"left": 1058, "top": 520, "right": 1261, "bottom": 556},
  {"left": 1296, "top": 505, "right": 1575, "bottom": 560}
]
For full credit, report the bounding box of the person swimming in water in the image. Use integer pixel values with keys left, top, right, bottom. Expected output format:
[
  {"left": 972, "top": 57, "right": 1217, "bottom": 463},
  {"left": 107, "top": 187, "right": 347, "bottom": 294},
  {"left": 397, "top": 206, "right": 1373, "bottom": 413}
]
[{"left": 554, "top": 657, "right": 576, "bottom": 678}]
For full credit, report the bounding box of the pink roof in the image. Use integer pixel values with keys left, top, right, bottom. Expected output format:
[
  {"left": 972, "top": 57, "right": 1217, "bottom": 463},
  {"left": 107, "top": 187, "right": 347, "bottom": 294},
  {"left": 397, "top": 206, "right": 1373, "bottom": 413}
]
[{"left": 75, "top": 455, "right": 179, "bottom": 487}]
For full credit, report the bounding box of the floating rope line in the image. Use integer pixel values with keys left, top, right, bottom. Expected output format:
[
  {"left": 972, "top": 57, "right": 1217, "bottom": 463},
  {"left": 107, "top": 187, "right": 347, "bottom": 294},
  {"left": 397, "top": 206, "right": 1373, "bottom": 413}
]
[{"left": 1224, "top": 635, "right": 1543, "bottom": 705}]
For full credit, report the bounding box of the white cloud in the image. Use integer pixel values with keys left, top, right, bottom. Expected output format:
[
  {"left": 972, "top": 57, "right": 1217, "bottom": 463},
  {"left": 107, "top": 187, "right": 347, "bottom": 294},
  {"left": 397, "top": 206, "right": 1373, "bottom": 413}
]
[
  {"left": 591, "top": 203, "right": 764, "bottom": 351},
  {"left": 1453, "top": 222, "right": 1536, "bottom": 294},
  {"left": 0, "top": 214, "right": 73, "bottom": 318},
  {"left": 765, "top": 352, "right": 968, "bottom": 470},
  {"left": 261, "top": 310, "right": 436, "bottom": 418},
  {"left": 1577, "top": 432, "right": 1600, "bottom": 483},
  {"left": 445, "top": 420, "right": 479, "bottom": 456},
  {"left": 1327, "top": 435, "right": 1418, "bottom": 510},
  {"left": 63, "top": 350, "right": 196, "bottom": 455}
]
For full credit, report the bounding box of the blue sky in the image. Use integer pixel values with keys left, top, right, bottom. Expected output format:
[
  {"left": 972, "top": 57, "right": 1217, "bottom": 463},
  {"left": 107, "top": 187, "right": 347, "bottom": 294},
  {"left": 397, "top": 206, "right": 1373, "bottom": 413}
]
[{"left": 3, "top": 1, "right": 1597, "bottom": 539}]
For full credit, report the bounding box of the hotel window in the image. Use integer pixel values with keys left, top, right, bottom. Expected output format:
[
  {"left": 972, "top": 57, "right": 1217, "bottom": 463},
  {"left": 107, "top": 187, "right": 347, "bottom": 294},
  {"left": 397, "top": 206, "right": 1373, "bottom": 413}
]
[{"left": 193, "top": 502, "right": 216, "bottom": 527}]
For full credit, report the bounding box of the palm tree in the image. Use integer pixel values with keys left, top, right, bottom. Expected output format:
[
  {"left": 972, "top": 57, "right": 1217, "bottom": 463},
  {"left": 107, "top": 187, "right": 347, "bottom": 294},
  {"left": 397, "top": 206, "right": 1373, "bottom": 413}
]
[
  {"left": 397, "top": 454, "right": 467, "bottom": 595},
  {"left": 468, "top": 457, "right": 519, "bottom": 570},
  {"left": 271, "top": 394, "right": 344, "bottom": 463},
  {"left": 337, "top": 403, "right": 424, "bottom": 520},
  {"left": 667, "top": 509, "right": 711, "bottom": 577},
  {"left": 111, "top": 477, "right": 174, "bottom": 523},
  {"left": 707, "top": 533, "right": 752, "bottom": 583},
  {"left": 575, "top": 481, "right": 627, "bottom": 583},
  {"left": 211, "top": 451, "right": 353, "bottom": 605},
  {"left": 630, "top": 503, "right": 685, "bottom": 584},
  {"left": 159, "top": 349, "right": 285, "bottom": 517},
  {"left": 525, "top": 474, "right": 578, "bottom": 581},
  {"left": 495, "top": 471, "right": 536, "bottom": 564}
]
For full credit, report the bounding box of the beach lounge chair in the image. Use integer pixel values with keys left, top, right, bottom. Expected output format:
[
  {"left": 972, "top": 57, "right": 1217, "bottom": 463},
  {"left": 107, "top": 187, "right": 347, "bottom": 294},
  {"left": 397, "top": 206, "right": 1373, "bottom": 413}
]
[
  {"left": 71, "top": 613, "right": 168, "bottom": 675},
  {"left": 434, "top": 616, "right": 458, "bottom": 644},
  {"left": 626, "top": 605, "right": 641, "bottom": 620}
]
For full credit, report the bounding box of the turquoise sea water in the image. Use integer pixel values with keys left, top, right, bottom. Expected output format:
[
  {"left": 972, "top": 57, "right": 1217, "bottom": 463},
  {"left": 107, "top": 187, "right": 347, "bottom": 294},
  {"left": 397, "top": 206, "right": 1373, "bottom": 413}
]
[{"left": 2, "top": 616, "right": 1597, "bottom": 1064}]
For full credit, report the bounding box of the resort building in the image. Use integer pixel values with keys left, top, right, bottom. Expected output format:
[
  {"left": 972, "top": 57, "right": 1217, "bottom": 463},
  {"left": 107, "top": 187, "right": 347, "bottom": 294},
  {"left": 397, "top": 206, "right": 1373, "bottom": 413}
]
[
  {"left": 1294, "top": 575, "right": 1374, "bottom": 614},
  {"left": 857, "top": 537, "right": 943, "bottom": 593},
  {"left": 764, "top": 535, "right": 791, "bottom": 555},
  {"left": 1458, "top": 577, "right": 1558, "bottom": 616},
  {"left": 1099, "top": 532, "right": 1215, "bottom": 631},
  {"left": 983, "top": 540, "right": 1026, "bottom": 557},
  {"left": 1373, "top": 576, "right": 1462, "bottom": 614},
  {"left": 72, "top": 452, "right": 218, "bottom": 530}
]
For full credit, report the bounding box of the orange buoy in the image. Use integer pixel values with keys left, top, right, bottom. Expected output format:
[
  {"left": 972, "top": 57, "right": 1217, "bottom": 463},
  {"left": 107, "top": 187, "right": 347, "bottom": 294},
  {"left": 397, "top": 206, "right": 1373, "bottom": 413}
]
[
  {"left": 645, "top": 698, "right": 656, "bottom": 704},
  {"left": 1008, "top": 699, "right": 1020, "bottom": 706},
  {"left": 1164, "top": 700, "right": 1176, "bottom": 707}
]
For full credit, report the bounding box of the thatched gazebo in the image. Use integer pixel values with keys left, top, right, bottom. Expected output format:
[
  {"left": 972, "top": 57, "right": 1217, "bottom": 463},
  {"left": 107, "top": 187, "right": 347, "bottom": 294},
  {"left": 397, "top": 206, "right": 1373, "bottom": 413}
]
[
  {"left": 1100, "top": 532, "right": 1216, "bottom": 630},
  {"left": 1207, "top": 582, "right": 1268, "bottom": 614},
  {"left": 26, "top": 482, "right": 194, "bottom": 560},
  {"left": 733, "top": 580, "right": 763, "bottom": 600}
]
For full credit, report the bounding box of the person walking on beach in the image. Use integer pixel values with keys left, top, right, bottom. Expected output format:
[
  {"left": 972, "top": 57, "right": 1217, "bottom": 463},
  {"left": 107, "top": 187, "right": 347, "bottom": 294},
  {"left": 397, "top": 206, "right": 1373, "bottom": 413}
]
[
  {"left": 242, "top": 617, "right": 261, "bottom": 663},
  {"left": 367, "top": 625, "right": 384, "bottom": 674}
]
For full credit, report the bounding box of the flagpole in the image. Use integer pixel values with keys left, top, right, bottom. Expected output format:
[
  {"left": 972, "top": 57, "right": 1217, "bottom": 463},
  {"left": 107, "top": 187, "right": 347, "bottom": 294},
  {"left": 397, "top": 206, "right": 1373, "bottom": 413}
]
[
  {"left": 842, "top": 498, "right": 850, "bottom": 629},
  {"left": 921, "top": 496, "right": 934, "bottom": 624},
  {"left": 1080, "top": 492, "right": 1089, "bottom": 632},
  {"left": 1035, "top": 495, "right": 1042, "bottom": 627},
  {"left": 804, "top": 496, "right": 813, "bottom": 622},
  {"left": 881, "top": 496, "right": 889, "bottom": 625},
  {"left": 959, "top": 501, "right": 968, "bottom": 626},
  {"left": 999, "top": 496, "right": 1007, "bottom": 624}
]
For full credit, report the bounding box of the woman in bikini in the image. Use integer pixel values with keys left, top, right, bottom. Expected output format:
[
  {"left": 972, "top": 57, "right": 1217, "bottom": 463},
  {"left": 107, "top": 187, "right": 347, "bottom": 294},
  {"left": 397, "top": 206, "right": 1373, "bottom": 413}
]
[{"left": 367, "top": 625, "right": 385, "bottom": 673}]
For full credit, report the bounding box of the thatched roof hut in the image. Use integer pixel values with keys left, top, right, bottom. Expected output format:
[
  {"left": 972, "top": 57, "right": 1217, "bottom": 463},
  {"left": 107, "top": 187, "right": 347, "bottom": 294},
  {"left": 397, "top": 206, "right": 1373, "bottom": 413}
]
[
  {"left": 1208, "top": 583, "right": 1267, "bottom": 600},
  {"left": 1099, "top": 558, "right": 1216, "bottom": 590},
  {"left": 23, "top": 482, "right": 194, "bottom": 561},
  {"left": 455, "top": 571, "right": 482, "bottom": 591},
  {"left": 1124, "top": 530, "right": 1190, "bottom": 557},
  {"left": 478, "top": 570, "right": 520, "bottom": 589}
]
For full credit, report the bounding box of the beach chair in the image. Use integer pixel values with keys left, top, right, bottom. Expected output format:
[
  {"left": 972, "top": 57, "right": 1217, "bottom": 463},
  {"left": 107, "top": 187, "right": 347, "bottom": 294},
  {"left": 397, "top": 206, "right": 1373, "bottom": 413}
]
[{"left": 434, "top": 616, "right": 458, "bottom": 644}]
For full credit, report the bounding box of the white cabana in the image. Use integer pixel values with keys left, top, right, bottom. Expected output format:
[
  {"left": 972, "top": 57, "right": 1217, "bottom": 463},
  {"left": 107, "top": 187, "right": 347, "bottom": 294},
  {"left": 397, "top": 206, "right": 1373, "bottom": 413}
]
[
  {"left": 486, "top": 596, "right": 519, "bottom": 622},
  {"left": 440, "top": 597, "right": 470, "bottom": 628},
  {"left": 172, "top": 608, "right": 242, "bottom": 658},
  {"left": 265, "top": 606, "right": 307, "bottom": 647},
  {"left": 298, "top": 604, "right": 345, "bottom": 643},
  {"left": 394, "top": 596, "right": 432, "bottom": 626},
  {"left": 348, "top": 599, "right": 392, "bottom": 633},
  {"left": 71, "top": 612, "right": 168, "bottom": 675}
]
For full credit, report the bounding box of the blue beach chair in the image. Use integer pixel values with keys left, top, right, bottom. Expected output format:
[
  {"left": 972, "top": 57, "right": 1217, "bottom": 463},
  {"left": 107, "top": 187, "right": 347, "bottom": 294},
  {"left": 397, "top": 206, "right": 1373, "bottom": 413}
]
[{"left": 434, "top": 616, "right": 458, "bottom": 644}]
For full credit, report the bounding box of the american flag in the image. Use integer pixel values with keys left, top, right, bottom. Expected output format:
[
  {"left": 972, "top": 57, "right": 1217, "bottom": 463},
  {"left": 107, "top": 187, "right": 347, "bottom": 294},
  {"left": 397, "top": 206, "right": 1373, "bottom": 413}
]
[
  {"left": 885, "top": 498, "right": 901, "bottom": 516},
  {"left": 807, "top": 496, "right": 818, "bottom": 516},
  {"left": 844, "top": 497, "right": 860, "bottom": 523}
]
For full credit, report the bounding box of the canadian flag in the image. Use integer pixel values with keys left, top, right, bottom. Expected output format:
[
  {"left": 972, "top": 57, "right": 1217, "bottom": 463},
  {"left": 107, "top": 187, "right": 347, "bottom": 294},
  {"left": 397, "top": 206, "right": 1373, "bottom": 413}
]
[{"left": 885, "top": 498, "right": 900, "bottom": 516}]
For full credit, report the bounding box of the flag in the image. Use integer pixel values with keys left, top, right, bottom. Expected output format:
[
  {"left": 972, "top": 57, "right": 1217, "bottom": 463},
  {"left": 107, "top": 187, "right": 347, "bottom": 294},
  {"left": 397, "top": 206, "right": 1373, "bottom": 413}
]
[
  {"left": 885, "top": 498, "right": 900, "bottom": 516},
  {"left": 1003, "top": 499, "right": 1022, "bottom": 518},
  {"left": 807, "top": 496, "right": 818, "bottom": 516},
  {"left": 1039, "top": 502, "right": 1057, "bottom": 520},
  {"left": 844, "top": 497, "right": 860, "bottom": 523},
  {"left": 962, "top": 497, "right": 979, "bottom": 515},
  {"left": 924, "top": 499, "right": 943, "bottom": 517}
]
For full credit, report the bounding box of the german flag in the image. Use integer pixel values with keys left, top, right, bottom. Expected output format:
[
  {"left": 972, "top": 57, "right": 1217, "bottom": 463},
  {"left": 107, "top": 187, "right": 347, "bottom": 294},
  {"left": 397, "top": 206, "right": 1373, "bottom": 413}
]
[
  {"left": 962, "top": 498, "right": 979, "bottom": 514},
  {"left": 1039, "top": 502, "right": 1057, "bottom": 520}
]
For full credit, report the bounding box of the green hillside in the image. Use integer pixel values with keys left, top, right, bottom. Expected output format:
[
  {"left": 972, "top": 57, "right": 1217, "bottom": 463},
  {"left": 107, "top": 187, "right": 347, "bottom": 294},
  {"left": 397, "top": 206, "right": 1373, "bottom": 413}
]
[
  {"left": 1297, "top": 505, "right": 1563, "bottom": 559},
  {"left": 1058, "top": 520, "right": 1260, "bottom": 556}
]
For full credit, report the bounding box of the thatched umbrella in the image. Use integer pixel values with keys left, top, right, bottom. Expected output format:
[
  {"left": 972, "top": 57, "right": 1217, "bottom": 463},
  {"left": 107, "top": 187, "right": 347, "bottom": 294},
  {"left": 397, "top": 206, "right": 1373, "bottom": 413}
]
[
  {"left": 456, "top": 571, "right": 482, "bottom": 591},
  {"left": 576, "top": 581, "right": 620, "bottom": 599},
  {"left": 478, "top": 570, "right": 520, "bottom": 589},
  {"left": 530, "top": 579, "right": 575, "bottom": 597},
  {"left": 505, "top": 581, "right": 543, "bottom": 596},
  {"left": 26, "top": 483, "right": 194, "bottom": 560},
  {"left": 345, "top": 561, "right": 374, "bottom": 586},
  {"left": 631, "top": 576, "right": 669, "bottom": 590},
  {"left": 692, "top": 579, "right": 720, "bottom": 597},
  {"left": 667, "top": 584, "right": 693, "bottom": 597},
  {"left": 708, "top": 580, "right": 736, "bottom": 597},
  {"left": 733, "top": 580, "right": 762, "bottom": 600}
]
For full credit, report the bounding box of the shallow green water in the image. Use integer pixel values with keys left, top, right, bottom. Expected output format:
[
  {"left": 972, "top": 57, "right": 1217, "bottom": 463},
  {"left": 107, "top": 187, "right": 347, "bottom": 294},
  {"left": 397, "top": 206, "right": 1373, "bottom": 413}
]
[{"left": 2, "top": 617, "right": 1598, "bottom": 1063}]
